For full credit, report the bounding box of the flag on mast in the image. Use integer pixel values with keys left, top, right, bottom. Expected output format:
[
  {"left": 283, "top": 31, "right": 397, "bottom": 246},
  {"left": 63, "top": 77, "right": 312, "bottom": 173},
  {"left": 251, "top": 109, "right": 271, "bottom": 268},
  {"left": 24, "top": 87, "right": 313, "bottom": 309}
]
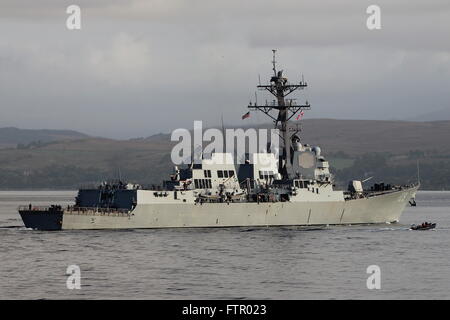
[
  {"left": 296, "top": 111, "right": 304, "bottom": 121},
  {"left": 242, "top": 111, "right": 250, "bottom": 120}
]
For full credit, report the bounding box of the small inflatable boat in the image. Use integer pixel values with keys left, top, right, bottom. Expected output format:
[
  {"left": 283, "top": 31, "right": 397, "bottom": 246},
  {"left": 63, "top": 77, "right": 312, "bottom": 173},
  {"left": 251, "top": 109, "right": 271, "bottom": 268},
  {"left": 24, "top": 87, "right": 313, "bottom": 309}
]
[{"left": 410, "top": 223, "right": 436, "bottom": 231}]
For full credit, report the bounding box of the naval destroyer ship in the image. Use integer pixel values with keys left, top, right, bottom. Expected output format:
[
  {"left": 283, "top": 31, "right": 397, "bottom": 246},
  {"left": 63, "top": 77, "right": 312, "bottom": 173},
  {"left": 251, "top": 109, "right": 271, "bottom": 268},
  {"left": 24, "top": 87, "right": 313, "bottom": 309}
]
[{"left": 19, "top": 51, "right": 418, "bottom": 230}]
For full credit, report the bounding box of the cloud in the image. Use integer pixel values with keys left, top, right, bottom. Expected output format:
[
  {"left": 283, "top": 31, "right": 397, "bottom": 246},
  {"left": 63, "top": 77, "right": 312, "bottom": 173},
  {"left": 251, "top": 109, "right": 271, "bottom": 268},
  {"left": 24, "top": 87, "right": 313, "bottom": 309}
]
[
  {"left": 86, "top": 33, "right": 152, "bottom": 85},
  {"left": 0, "top": 0, "right": 449, "bottom": 138}
]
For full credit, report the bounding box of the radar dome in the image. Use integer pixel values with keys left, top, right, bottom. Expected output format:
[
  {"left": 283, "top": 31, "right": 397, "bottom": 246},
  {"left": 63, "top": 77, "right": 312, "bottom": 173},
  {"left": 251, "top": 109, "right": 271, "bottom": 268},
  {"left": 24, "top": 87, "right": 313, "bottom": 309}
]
[{"left": 312, "top": 146, "right": 321, "bottom": 157}]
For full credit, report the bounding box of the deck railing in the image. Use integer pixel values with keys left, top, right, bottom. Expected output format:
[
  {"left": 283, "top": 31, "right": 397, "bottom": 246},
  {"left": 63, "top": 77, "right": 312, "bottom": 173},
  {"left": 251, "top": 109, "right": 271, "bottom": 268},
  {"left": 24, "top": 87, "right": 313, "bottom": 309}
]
[
  {"left": 65, "top": 207, "right": 131, "bottom": 217},
  {"left": 18, "top": 205, "right": 59, "bottom": 211},
  {"left": 18, "top": 205, "right": 132, "bottom": 217}
]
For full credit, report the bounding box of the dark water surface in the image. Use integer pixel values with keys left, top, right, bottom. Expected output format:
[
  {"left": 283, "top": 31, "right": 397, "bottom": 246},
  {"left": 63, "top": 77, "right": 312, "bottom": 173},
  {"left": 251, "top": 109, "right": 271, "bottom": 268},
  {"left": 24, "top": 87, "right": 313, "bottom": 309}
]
[{"left": 0, "top": 191, "right": 449, "bottom": 299}]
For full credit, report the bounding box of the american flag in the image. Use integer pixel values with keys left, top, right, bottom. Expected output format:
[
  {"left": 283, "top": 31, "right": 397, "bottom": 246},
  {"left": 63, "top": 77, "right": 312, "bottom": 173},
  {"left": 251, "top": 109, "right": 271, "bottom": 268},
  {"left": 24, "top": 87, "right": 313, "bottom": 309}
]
[
  {"left": 296, "top": 111, "right": 304, "bottom": 121},
  {"left": 242, "top": 111, "right": 250, "bottom": 120}
]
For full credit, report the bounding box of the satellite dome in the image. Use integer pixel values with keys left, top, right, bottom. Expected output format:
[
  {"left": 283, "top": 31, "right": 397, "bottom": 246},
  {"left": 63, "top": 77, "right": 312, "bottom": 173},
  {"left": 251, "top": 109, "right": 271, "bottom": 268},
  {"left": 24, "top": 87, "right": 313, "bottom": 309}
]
[{"left": 312, "top": 146, "right": 321, "bottom": 157}]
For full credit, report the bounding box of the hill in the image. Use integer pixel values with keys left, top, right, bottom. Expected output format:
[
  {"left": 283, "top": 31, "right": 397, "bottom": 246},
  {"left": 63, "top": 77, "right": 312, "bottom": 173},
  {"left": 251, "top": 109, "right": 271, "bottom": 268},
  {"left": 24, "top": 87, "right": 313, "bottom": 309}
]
[
  {"left": 299, "top": 119, "right": 450, "bottom": 155},
  {"left": 142, "top": 119, "right": 450, "bottom": 155},
  {"left": 0, "top": 127, "right": 89, "bottom": 149},
  {"left": 0, "top": 119, "right": 449, "bottom": 189}
]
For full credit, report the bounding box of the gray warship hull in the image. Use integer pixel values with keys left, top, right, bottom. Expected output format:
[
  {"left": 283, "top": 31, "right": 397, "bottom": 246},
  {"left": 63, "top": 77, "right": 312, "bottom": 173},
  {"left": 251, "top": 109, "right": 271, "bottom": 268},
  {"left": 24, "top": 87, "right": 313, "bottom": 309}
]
[{"left": 20, "top": 186, "right": 417, "bottom": 230}]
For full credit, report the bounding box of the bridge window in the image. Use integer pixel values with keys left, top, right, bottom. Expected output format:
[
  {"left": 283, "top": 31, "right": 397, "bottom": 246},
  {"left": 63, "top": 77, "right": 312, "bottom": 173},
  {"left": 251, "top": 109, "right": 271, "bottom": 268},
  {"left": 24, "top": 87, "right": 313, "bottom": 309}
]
[
  {"left": 194, "top": 179, "right": 212, "bottom": 189},
  {"left": 228, "top": 170, "right": 234, "bottom": 177},
  {"left": 217, "top": 170, "right": 223, "bottom": 178},
  {"left": 224, "top": 170, "right": 229, "bottom": 178},
  {"left": 259, "top": 171, "right": 273, "bottom": 180}
]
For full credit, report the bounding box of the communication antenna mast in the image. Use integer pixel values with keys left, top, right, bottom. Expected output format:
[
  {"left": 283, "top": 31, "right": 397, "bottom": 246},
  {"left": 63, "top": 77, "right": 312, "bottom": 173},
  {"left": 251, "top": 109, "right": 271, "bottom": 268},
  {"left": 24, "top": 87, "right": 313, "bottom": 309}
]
[
  {"left": 247, "top": 50, "right": 311, "bottom": 179},
  {"left": 272, "top": 49, "right": 277, "bottom": 76}
]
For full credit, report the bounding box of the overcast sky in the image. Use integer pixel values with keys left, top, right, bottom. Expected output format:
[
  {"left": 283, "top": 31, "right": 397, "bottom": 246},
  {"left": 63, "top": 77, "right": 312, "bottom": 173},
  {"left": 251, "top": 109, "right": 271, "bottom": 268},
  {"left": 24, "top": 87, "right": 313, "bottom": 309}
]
[{"left": 0, "top": 0, "right": 449, "bottom": 138}]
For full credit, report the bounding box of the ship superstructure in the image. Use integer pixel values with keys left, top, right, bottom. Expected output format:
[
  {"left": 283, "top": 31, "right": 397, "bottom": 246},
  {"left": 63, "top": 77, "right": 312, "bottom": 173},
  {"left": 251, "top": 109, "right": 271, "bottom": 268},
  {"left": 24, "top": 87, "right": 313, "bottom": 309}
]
[{"left": 18, "top": 52, "right": 418, "bottom": 230}]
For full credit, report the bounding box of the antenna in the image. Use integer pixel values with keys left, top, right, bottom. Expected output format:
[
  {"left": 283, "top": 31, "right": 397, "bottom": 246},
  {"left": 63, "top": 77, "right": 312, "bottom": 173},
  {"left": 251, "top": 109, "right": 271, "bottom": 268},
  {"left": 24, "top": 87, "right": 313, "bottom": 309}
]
[
  {"left": 221, "top": 113, "right": 225, "bottom": 134},
  {"left": 272, "top": 49, "right": 277, "bottom": 76},
  {"left": 247, "top": 50, "right": 311, "bottom": 180}
]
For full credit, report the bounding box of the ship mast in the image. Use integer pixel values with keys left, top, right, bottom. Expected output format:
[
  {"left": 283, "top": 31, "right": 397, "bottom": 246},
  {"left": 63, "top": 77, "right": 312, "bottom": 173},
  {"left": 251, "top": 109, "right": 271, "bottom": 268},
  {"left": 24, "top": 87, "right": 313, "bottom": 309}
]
[{"left": 248, "top": 50, "right": 311, "bottom": 179}]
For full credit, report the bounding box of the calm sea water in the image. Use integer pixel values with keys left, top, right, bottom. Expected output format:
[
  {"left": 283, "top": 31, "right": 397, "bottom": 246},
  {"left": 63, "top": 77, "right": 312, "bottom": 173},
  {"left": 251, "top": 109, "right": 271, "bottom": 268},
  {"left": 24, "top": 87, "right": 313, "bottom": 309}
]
[{"left": 0, "top": 190, "right": 449, "bottom": 300}]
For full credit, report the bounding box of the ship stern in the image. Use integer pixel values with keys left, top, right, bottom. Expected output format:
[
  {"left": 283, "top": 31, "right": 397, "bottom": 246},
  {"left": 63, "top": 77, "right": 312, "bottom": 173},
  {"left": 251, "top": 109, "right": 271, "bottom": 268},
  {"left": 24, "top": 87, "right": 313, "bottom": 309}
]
[{"left": 18, "top": 205, "right": 63, "bottom": 231}]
